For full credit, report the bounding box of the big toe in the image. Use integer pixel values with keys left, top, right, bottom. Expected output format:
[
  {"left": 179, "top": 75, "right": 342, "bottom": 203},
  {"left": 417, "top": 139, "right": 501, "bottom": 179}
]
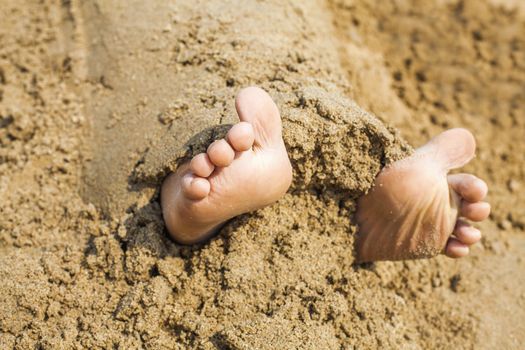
[
  {"left": 235, "top": 86, "right": 283, "bottom": 149},
  {"left": 417, "top": 128, "right": 476, "bottom": 171}
]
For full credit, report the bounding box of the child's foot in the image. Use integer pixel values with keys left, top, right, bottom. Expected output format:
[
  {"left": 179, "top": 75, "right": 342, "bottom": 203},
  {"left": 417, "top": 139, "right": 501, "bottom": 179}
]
[
  {"left": 161, "top": 87, "right": 292, "bottom": 244},
  {"left": 356, "top": 129, "right": 490, "bottom": 262}
]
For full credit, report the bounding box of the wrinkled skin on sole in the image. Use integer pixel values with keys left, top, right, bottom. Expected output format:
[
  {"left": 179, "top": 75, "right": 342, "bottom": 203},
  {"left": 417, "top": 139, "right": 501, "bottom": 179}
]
[{"left": 356, "top": 128, "right": 490, "bottom": 262}]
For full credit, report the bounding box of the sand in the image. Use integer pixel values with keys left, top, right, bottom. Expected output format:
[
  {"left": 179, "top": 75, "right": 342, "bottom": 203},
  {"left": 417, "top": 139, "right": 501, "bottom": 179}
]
[{"left": 0, "top": 0, "right": 524, "bottom": 349}]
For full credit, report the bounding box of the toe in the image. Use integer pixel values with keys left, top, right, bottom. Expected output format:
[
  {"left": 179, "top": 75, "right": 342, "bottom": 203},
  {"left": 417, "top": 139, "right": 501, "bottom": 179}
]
[
  {"left": 453, "top": 220, "right": 482, "bottom": 245},
  {"left": 235, "top": 86, "right": 283, "bottom": 149},
  {"left": 445, "top": 237, "right": 470, "bottom": 258},
  {"left": 182, "top": 174, "right": 210, "bottom": 200},
  {"left": 227, "top": 121, "right": 255, "bottom": 152},
  {"left": 448, "top": 173, "right": 488, "bottom": 202},
  {"left": 190, "top": 153, "right": 215, "bottom": 177},
  {"left": 461, "top": 201, "right": 491, "bottom": 221},
  {"left": 207, "top": 139, "right": 235, "bottom": 167},
  {"left": 417, "top": 128, "right": 476, "bottom": 171}
]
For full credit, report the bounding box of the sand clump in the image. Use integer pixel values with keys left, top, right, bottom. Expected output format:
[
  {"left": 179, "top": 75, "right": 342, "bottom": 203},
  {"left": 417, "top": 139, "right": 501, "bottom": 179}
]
[
  {"left": 330, "top": 0, "right": 525, "bottom": 231},
  {"left": 1, "top": 0, "right": 524, "bottom": 349}
]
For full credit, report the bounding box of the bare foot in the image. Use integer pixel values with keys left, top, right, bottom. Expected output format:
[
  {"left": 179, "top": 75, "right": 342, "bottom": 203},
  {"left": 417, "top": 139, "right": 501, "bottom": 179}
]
[
  {"left": 356, "top": 128, "right": 490, "bottom": 262},
  {"left": 161, "top": 87, "right": 292, "bottom": 244}
]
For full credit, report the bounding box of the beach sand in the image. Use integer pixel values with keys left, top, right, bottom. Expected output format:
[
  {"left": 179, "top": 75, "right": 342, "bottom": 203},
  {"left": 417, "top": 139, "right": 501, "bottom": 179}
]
[{"left": 0, "top": 0, "right": 524, "bottom": 349}]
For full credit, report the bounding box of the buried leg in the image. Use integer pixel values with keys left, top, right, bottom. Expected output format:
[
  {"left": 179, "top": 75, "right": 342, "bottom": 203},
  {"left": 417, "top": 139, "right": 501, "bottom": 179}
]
[
  {"left": 356, "top": 128, "right": 490, "bottom": 262},
  {"left": 161, "top": 87, "right": 292, "bottom": 244}
]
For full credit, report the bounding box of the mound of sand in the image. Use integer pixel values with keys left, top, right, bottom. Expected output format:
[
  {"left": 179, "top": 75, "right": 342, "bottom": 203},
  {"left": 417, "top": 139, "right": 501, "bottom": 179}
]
[{"left": 1, "top": 0, "right": 524, "bottom": 349}]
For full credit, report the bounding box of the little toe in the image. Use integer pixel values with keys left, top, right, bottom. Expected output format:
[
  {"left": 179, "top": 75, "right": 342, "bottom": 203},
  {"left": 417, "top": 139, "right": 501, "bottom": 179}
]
[
  {"left": 227, "top": 121, "right": 255, "bottom": 152},
  {"left": 445, "top": 237, "right": 470, "bottom": 258},
  {"left": 190, "top": 153, "right": 215, "bottom": 177},
  {"left": 448, "top": 173, "right": 488, "bottom": 202},
  {"left": 454, "top": 220, "right": 482, "bottom": 245},
  {"left": 461, "top": 201, "right": 491, "bottom": 221},
  {"left": 182, "top": 174, "right": 210, "bottom": 200},
  {"left": 207, "top": 139, "right": 235, "bottom": 167}
]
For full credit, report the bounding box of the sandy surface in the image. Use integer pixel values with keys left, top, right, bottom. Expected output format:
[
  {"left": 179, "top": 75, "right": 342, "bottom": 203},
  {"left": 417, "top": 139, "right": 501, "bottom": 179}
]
[{"left": 1, "top": 0, "right": 524, "bottom": 349}]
